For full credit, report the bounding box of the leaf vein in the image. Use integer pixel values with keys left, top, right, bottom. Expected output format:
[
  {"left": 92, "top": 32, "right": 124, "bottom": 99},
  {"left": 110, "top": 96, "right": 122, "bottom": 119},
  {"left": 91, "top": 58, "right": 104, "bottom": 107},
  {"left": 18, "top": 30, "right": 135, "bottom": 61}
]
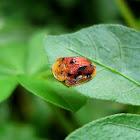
[
  {"left": 84, "top": 32, "right": 97, "bottom": 60},
  {"left": 108, "top": 31, "right": 123, "bottom": 72}
]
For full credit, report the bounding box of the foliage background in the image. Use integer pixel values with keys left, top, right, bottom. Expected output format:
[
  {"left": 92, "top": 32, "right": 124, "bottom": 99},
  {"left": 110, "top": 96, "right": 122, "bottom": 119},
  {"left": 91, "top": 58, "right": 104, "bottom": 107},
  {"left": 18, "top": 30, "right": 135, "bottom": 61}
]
[{"left": 0, "top": 0, "right": 140, "bottom": 139}]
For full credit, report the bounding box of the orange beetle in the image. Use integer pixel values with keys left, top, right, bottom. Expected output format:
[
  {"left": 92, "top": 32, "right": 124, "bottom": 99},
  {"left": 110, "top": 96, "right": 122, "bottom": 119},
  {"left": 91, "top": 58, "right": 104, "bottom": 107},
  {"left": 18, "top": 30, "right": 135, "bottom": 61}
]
[{"left": 52, "top": 57, "right": 96, "bottom": 86}]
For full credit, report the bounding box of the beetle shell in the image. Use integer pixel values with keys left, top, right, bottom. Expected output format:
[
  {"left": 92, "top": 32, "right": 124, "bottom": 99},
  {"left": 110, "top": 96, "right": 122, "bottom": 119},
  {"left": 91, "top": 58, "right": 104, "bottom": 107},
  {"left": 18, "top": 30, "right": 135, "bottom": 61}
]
[{"left": 52, "top": 57, "right": 96, "bottom": 86}]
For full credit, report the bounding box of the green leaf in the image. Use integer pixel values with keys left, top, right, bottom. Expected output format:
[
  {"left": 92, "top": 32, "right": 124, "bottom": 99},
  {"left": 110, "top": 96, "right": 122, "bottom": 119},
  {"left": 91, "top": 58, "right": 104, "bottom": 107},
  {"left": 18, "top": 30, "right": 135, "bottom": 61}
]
[
  {"left": 0, "top": 29, "right": 86, "bottom": 111},
  {"left": 0, "top": 31, "right": 27, "bottom": 102},
  {"left": 26, "top": 30, "right": 49, "bottom": 75},
  {"left": 0, "top": 42, "right": 27, "bottom": 76},
  {"left": 18, "top": 75, "right": 86, "bottom": 112},
  {"left": 65, "top": 114, "right": 140, "bottom": 140},
  {"left": 44, "top": 24, "right": 140, "bottom": 105},
  {"left": 0, "top": 76, "right": 18, "bottom": 103}
]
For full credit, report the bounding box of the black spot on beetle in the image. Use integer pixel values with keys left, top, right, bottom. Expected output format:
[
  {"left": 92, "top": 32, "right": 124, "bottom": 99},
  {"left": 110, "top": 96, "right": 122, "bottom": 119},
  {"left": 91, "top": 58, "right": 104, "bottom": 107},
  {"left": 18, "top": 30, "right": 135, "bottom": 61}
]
[
  {"left": 58, "top": 64, "right": 61, "bottom": 67},
  {"left": 89, "top": 63, "right": 92, "bottom": 67},
  {"left": 87, "top": 73, "right": 91, "bottom": 79},
  {"left": 78, "top": 66, "right": 87, "bottom": 71},
  {"left": 74, "top": 72, "right": 81, "bottom": 79},
  {"left": 70, "top": 59, "right": 75, "bottom": 64},
  {"left": 74, "top": 75, "right": 77, "bottom": 79},
  {"left": 68, "top": 73, "right": 72, "bottom": 76},
  {"left": 62, "top": 57, "right": 65, "bottom": 61},
  {"left": 61, "top": 71, "right": 64, "bottom": 74}
]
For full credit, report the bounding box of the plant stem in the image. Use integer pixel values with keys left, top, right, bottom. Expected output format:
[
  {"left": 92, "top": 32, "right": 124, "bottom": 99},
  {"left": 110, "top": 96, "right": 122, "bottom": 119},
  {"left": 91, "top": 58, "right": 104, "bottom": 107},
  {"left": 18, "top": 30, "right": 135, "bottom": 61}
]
[
  {"left": 47, "top": 102, "right": 75, "bottom": 134},
  {"left": 114, "top": 0, "right": 139, "bottom": 30}
]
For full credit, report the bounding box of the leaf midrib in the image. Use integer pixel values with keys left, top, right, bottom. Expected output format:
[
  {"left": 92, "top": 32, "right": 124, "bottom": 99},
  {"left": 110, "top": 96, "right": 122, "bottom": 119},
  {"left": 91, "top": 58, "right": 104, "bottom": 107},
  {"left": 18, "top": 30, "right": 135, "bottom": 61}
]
[{"left": 66, "top": 47, "right": 140, "bottom": 86}]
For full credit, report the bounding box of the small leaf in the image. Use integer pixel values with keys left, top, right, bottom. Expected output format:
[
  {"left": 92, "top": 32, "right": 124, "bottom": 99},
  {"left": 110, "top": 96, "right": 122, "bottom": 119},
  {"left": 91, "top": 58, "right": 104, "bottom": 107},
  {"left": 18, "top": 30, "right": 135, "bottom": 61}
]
[
  {"left": 0, "top": 31, "right": 27, "bottom": 102},
  {"left": 0, "top": 76, "right": 18, "bottom": 103},
  {"left": 18, "top": 75, "right": 87, "bottom": 112},
  {"left": 45, "top": 24, "right": 140, "bottom": 105},
  {"left": 26, "top": 30, "right": 49, "bottom": 75},
  {"left": 65, "top": 114, "right": 140, "bottom": 140},
  {"left": 0, "top": 42, "right": 27, "bottom": 75}
]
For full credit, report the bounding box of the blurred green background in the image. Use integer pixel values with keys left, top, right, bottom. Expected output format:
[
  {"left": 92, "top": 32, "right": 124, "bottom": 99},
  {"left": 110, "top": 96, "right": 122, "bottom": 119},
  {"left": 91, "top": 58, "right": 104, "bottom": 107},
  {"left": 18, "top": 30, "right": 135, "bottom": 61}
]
[{"left": 0, "top": 0, "right": 140, "bottom": 140}]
